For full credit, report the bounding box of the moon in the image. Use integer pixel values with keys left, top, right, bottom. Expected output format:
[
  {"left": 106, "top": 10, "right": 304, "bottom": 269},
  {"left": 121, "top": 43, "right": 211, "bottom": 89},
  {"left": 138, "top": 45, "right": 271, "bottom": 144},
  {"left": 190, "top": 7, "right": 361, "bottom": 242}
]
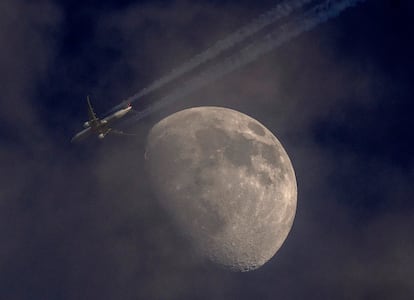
[{"left": 144, "top": 107, "right": 297, "bottom": 271}]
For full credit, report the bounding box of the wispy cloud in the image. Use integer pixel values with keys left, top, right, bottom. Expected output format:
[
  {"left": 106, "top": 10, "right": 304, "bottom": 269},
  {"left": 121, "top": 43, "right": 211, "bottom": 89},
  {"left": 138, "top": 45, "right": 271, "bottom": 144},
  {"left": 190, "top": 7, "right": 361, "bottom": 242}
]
[{"left": 0, "top": 0, "right": 412, "bottom": 299}]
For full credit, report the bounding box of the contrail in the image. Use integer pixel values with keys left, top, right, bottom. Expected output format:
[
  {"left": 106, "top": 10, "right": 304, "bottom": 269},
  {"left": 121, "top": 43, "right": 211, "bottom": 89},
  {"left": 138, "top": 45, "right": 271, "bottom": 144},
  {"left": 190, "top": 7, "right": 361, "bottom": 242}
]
[
  {"left": 122, "top": 0, "right": 364, "bottom": 125},
  {"left": 110, "top": 0, "right": 313, "bottom": 112}
]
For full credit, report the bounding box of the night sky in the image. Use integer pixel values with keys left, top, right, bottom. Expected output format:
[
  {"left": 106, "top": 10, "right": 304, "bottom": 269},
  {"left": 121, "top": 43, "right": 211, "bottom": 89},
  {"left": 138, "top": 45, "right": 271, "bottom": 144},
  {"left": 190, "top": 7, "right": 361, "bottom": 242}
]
[{"left": 1, "top": 0, "right": 413, "bottom": 299}]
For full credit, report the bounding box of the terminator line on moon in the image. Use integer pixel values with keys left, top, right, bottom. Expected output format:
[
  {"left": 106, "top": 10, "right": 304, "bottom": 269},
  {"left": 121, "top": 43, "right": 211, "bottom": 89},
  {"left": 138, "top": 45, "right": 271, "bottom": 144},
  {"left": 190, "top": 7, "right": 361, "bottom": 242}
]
[{"left": 145, "top": 107, "right": 297, "bottom": 271}]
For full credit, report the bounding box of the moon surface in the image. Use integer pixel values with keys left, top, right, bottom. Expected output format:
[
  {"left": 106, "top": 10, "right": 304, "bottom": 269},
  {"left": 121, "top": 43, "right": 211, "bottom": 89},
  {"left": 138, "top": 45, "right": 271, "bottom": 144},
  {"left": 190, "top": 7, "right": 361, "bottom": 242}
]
[{"left": 144, "top": 107, "right": 297, "bottom": 271}]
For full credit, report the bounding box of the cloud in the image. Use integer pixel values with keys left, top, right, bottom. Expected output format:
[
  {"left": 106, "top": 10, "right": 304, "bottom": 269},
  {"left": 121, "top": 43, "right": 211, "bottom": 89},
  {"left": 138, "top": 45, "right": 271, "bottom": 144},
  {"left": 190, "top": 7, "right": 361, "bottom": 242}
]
[
  {"left": 77, "top": 1, "right": 414, "bottom": 298},
  {"left": 0, "top": 0, "right": 61, "bottom": 140},
  {"left": 92, "top": 0, "right": 260, "bottom": 103},
  {"left": 1, "top": 0, "right": 412, "bottom": 299},
  {"left": 0, "top": 0, "right": 64, "bottom": 298}
]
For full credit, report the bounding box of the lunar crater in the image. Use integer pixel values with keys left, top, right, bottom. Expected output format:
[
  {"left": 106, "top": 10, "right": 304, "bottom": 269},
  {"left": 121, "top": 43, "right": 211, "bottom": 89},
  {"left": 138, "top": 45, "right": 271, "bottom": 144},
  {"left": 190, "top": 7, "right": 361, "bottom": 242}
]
[{"left": 248, "top": 121, "right": 266, "bottom": 136}]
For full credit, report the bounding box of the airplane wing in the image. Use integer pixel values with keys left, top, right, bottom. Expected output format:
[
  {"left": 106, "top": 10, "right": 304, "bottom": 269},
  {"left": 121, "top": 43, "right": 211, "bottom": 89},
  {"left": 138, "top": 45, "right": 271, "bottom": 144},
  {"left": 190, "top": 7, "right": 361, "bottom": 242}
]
[
  {"left": 71, "top": 127, "right": 93, "bottom": 143},
  {"left": 86, "top": 96, "right": 99, "bottom": 125}
]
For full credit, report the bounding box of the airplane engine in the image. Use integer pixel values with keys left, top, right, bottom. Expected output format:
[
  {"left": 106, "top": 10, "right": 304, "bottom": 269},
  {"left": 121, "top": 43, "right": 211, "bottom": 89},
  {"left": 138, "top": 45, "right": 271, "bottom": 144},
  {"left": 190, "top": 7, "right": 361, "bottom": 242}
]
[
  {"left": 83, "top": 121, "right": 90, "bottom": 128},
  {"left": 98, "top": 133, "right": 105, "bottom": 139}
]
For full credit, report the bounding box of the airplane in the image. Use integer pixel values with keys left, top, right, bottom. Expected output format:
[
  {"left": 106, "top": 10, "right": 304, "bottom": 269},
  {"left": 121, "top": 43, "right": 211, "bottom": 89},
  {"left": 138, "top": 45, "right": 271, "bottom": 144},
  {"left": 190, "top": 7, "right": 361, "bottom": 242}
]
[{"left": 71, "top": 96, "right": 133, "bottom": 143}]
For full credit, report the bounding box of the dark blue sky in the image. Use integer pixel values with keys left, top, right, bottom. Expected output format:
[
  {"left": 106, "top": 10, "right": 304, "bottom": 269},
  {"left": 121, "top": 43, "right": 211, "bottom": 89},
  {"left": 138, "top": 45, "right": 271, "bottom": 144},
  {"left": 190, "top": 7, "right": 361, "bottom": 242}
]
[{"left": 1, "top": 0, "right": 413, "bottom": 299}]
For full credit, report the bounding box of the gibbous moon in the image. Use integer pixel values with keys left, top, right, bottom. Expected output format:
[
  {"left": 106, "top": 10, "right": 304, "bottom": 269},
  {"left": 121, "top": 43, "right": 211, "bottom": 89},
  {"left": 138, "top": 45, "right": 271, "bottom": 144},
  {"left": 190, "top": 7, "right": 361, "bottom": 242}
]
[{"left": 145, "top": 107, "right": 297, "bottom": 271}]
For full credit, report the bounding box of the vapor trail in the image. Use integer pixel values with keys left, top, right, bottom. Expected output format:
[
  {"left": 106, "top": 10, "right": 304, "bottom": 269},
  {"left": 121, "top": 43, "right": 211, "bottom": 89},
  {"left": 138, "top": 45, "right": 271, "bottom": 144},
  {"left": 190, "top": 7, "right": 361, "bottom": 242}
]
[
  {"left": 110, "top": 0, "right": 313, "bottom": 112},
  {"left": 123, "top": 0, "right": 364, "bottom": 125}
]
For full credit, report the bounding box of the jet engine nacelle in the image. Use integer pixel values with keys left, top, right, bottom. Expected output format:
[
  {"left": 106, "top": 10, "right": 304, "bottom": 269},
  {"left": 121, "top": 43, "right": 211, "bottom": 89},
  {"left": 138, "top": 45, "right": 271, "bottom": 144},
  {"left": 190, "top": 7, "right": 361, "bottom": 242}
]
[{"left": 83, "top": 121, "right": 90, "bottom": 128}]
